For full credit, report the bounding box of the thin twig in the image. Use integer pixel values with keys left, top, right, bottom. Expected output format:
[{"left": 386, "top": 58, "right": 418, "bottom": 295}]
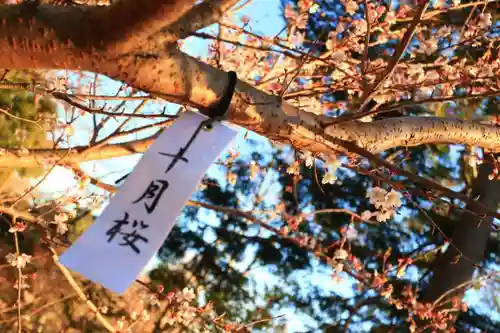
[
  {"left": 228, "top": 0, "right": 253, "bottom": 13},
  {"left": 0, "top": 107, "right": 45, "bottom": 130},
  {"left": 396, "top": 0, "right": 496, "bottom": 23},
  {"left": 69, "top": 94, "right": 155, "bottom": 101},
  {"left": 431, "top": 271, "right": 499, "bottom": 309},
  {"left": 243, "top": 314, "right": 286, "bottom": 328},
  {"left": 305, "top": 207, "right": 376, "bottom": 224},
  {"left": 405, "top": 194, "right": 480, "bottom": 268},
  {"left": 361, "top": 0, "right": 372, "bottom": 79},
  {"left": 68, "top": 164, "right": 121, "bottom": 193},
  {"left": 322, "top": 89, "right": 500, "bottom": 126},
  {"left": 89, "top": 90, "right": 128, "bottom": 144},
  {"left": 11, "top": 150, "right": 71, "bottom": 208},
  {"left": 357, "top": 3, "right": 430, "bottom": 113},
  {"left": 12, "top": 216, "right": 22, "bottom": 333},
  {"left": 82, "top": 118, "right": 174, "bottom": 157},
  {"left": 49, "top": 247, "right": 117, "bottom": 333},
  {"left": 52, "top": 92, "right": 177, "bottom": 119}
]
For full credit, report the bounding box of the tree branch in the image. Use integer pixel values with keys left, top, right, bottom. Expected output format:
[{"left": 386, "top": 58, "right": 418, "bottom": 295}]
[
  {"left": 357, "top": 3, "right": 429, "bottom": 113},
  {"left": 51, "top": 91, "right": 178, "bottom": 119},
  {"left": 50, "top": 247, "right": 117, "bottom": 333},
  {"left": 325, "top": 116, "right": 500, "bottom": 154},
  {"left": 0, "top": 135, "right": 157, "bottom": 168},
  {"left": 149, "top": 0, "right": 241, "bottom": 47},
  {"left": 0, "top": 206, "right": 38, "bottom": 224},
  {"left": 93, "top": 0, "right": 197, "bottom": 53},
  {"left": 0, "top": 3, "right": 499, "bottom": 166}
]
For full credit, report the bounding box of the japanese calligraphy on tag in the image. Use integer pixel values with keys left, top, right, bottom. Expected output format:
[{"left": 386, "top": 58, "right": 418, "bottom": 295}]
[{"left": 59, "top": 111, "right": 238, "bottom": 294}]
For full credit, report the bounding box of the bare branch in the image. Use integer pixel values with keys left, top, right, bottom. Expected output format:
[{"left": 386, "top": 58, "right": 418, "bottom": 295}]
[
  {"left": 52, "top": 92, "right": 177, "bottom": 119},
  {"left": 361, "top": 0, "right": 371, "bottom": 78},
  {"left": 0, "top": 135, "right": 157, "bottom": 168},
  {"left": 396, "top": 0, "right": 497, "bottom": 23},
  {"left": 66, "top": 94, "right": 154, "bottom": 101},
  {"left": 50, "top": 248, "right": 116, "bottom": 332},
  {"left": 69, "top": 164, "right": 118, "bottom": 193}
]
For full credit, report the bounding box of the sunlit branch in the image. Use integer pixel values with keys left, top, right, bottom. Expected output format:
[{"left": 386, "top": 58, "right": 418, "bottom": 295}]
[
  {"left": 148, "top": 0, "right": 242, "bottom": 48},
  {"left": 0, "top": 136, "right": 156, "bottom": 168},
  {"left": 396, "top": 1, "right": 497, "bottom": 23},
  {"left": 50, "top": 248, "right": 117, "bottom": 332},
  {"left": 92, "top": 0, "right": 197, "bottom": 54},
  {"left": 291, "top": 118, "right": 500, "bottom": 220}
]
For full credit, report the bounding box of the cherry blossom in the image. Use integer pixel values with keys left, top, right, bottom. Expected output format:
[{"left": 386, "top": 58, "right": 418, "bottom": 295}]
[
  {"left": 287, "top": 161, "right": 300, "bottom": 175},
  {"left": 52, "top": 212, "right": 69, "bottom": 235},
  {"left": 342, "top": 0, "right": 359, "bottom": 14},
  {"left": 345, "top": 226, "right": 358, "bottom": 240},
  {"left": 384, "top": 189, "right": 403, "bottom": 209},
  {"left": 249, "top": 161, "right": 260, "bottom": 179},
  {"left": 181, "top": 287, "right": 196, "bottom": 302},
  {"left": 334, "top": 249, "right": 349, "bottom": 260},
  {"left": 361, "top": 210, "right": 373, "bottom": 221},
  {"left": 367, "top": 187, "right": 387, "bottom": 208},
  {"left": 364, "top": 187, "right": 403, "bottom": 222},
  {"left": 5, "top": 253, "right": 32, "bottom": 269},
  {"left": 9, "top": 223, "right": 27, "bottom": 233},
  {"left": 302, "top": 151, "right": 314, "bottom": 168}
]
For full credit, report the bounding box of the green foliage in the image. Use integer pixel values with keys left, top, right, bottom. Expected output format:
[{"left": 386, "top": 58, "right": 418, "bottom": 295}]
[
  {"left": 0, "top": 70, "right": 56, "bottom": 181},
  {"left": 0, "top": 69, "right": 57, "bottom": 279}
]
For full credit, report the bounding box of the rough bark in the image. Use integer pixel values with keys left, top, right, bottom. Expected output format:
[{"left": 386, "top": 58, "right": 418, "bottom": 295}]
[
  {"left": 148, "top": 0, "right": 242, "bottom": 47},
  {"left": 93, "top": 0, "right": 198, "bottom": 53},
  {"left": 421, "top": 161, "right": 500, "bottom": 323},
  {"left": 0, "top": 3, "right": 499, "bottom": 160}
]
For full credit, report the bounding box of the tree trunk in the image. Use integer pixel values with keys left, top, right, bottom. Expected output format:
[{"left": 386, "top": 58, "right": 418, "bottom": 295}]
[{"left": 421, "top": 161, "right": 500, "bottom": 326}]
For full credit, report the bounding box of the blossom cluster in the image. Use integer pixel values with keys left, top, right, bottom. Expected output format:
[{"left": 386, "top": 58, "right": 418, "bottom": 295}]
[
  {"left": 209, "top": 0, "right": 498, "bottom": 121},
  {"left": 362, "top": 187, "right": 403, "bottom": 222}
]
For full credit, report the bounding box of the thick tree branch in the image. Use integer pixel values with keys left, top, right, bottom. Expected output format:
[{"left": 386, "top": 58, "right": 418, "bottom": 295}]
[
  {"left": 0, "top": 4, "right": 99, "bottom": 68},
  {"left": 325, "top": 117, "right": 500, "bottom": 154},
  {"left": 0, "top": 4, "right": 499, "bottom": 164},
  {"left": 149, "top": 0, "right": 241, "bottom": 47},
  {"left": 93, "top": 0, "right": 197, "bottom": 53}
]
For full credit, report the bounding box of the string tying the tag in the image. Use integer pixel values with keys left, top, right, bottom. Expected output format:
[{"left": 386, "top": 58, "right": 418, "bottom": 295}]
[
  {"left": 202, "top": 70, "right": 238, "bottom": 131},
  {"left": 157, "top": 70, "right": 238, "bottom": 172},
  {"left": 115, "top": 70, "right": 238, "bottom": 185}
]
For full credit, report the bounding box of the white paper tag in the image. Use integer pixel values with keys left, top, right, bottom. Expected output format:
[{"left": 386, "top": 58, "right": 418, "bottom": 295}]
[{"left": 59, "top": 111, "right": 238, "bottom": 294}]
